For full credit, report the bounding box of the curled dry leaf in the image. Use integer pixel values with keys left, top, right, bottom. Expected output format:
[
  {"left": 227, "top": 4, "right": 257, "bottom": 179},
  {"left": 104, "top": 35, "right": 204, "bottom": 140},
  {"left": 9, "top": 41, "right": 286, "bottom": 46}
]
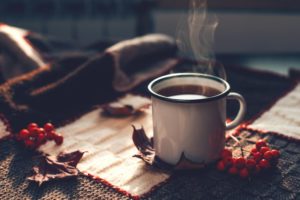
[
  {"left": 27, "top": 151, "right": 85, "bottom": 186},
  {"left": 132, "top": 125, "right": 205, "bottom": 170},
  {"left": 132, "top": 125, "right": 155, "bottom": 165},
  {"left": 102, "top": 94, "right": 150, "bottom": 117},
  {"left": 102, "top": 104, "right": 135, "bottom": 116}
]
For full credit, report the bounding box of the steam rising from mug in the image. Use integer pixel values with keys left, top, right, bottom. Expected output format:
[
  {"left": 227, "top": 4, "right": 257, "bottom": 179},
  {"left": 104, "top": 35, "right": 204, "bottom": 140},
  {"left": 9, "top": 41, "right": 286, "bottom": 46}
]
[{"left": 176, "top": 0, "right": 226, "bottom": 79}]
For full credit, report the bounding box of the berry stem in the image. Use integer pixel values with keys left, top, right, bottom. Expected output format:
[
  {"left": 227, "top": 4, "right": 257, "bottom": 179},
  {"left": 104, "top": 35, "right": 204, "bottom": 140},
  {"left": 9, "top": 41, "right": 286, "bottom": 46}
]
[
  {"left": 240, "top": 146, "right": 245, "bottom": 157},
  {"left": 229, "top": 133, "right": 244, "bottom": 157},
  {"left": 229, "top": 133, "right": 240, "bottom": 144}
]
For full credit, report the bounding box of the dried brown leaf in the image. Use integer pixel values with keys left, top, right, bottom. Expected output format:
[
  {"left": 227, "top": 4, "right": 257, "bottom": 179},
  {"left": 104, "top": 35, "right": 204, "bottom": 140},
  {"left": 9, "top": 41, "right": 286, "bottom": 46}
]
[
  {"left": 102, "top": 95, "right": 150, "bottom": 117},
  {"left": 132, "top": 126, "right": 205, "bottom": 170},
  {"left": 102, "top": 104, "right": 134, "bottom": 116},
  {"left": 27, "top": 151, "right": 84, "bottom": 186},
  {"left": 132, "top": 125, "right": 155, "bottom": 165}
]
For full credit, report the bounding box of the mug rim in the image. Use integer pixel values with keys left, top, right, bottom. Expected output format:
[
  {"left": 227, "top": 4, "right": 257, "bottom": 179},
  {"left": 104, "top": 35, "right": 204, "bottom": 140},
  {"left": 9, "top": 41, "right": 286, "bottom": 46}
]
[{"left": 148, "top": 73, "right": 230, "bottom": 103}]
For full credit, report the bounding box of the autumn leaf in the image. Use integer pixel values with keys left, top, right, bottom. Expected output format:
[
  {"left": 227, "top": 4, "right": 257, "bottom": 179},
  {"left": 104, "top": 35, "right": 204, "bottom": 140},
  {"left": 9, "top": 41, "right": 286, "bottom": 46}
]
[
  {"left": 132, "top": 125, "right": 155, "bottom": 165},
  {"left": 102, "top": 94, "right": 150, "bottom": 117},
  {"left": 27, "top": 151, "right": 85, "bottom": 186},
  {"left": 132, "top": 126, "right": 206, "bottom": 170},
  {"left": 102, "top": 104, "right": 135, "bottom": 116},
  {"left": 132, "top": 126, "right": 154, "bottom": 157}
]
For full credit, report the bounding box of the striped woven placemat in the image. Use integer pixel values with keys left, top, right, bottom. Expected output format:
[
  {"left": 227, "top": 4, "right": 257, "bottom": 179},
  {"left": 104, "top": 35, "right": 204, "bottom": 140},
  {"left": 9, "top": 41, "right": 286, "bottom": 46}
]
[
  {"left": 38, "top": 94, "right": 169, "bottom": 197},
  {"left": 248, "top": 83, "right": 300, "bottom": 141}
]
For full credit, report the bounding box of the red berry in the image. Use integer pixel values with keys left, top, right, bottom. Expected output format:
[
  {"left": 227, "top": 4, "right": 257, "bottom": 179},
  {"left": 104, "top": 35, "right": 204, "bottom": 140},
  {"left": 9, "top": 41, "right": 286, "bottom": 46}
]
[
  {"left": 239, "top": 168, "right": 249, "bottom": 178},
  {"left": 29, "top": 127, "right": 39, "bottom": 137},
  {"left": 263, "top": 151, "right": 273, "bottom": 160},
  {"left": 260, "top": 146, "right": 270, "bottom": 154},
  {"left": 27, "top": 123, "right": 38, "bottom": 132},
  {"left": 44, "top": 123, "right": 54, "bottom": 132},
  {"left": 235, "top": 157, "right": 246, "bottom": 169},
  {"left": 37, "top": 133, "right": 46, "bottom": 144},
  {"left": 270, "top": 149, "right": 280, "bottom": 159},
  {"left": 54, "top": 134, "right": 63, "bottom": 145},
  {"left": 24, "top": 139, "right": 35, "bottom": 148},
  {"left": 46, "top": 130, "right": 56, "bottom": 140},
  {"left": 256, "top": 139, "right": 267, "bottom": 150},
  {"left": 259, "top": 159, "right": 270, "bottom": 169},
  {"left": 253, "top": 152, "right": 262, "bottom": 162},
  {"left": 231, "top": 158, "right": 237, "bottom": 166},
  {"left": 217, "top": 160, "right": 226, "bottom": 171},
  {"left": 221, "top": 149, "right": 232, "bottom": 158},
  {"left": 37, "top": 128, "right": 46, "bottom": 135},
  {"left": 19, "top": 129, "right": 30, "bottom": 139},
  {"left": 250, "top": 148, "right": 258, "bottom": 155},
  {"left": 228, "top": 166, "right": 238, "bottom": 175},
  {"left": 246, "top": 159, "right": 256, "bottom": 170}
]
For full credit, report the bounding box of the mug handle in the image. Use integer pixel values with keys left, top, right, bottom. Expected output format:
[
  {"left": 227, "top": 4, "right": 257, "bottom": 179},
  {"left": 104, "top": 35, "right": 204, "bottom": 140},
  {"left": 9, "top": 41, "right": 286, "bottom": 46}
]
[{"left": 226, "top": 92, "right": 247, "bottom": 130}]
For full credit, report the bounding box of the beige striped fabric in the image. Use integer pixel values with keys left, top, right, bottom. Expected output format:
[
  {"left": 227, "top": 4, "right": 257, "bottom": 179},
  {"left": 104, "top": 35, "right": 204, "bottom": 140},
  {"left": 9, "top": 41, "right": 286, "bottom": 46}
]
[
  {"left": 0, "top": 119, "right": 10, "bottom": 139},
  {"left": 249, "top": 83, "right": 300, "bottom": 140},
  {"left": 38, "top": 94, "right": 170, "bottom": 196}
]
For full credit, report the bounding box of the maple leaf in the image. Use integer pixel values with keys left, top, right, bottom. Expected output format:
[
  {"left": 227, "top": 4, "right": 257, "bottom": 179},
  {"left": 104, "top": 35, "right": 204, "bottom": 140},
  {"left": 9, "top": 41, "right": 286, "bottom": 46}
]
[{"left": 27, "top": 151, "right": 85, "bottom": 186}]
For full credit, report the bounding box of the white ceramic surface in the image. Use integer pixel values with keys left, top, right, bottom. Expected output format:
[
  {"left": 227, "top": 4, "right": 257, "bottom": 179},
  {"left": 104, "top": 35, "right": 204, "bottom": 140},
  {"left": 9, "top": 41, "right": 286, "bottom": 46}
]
[{"left": 148, "top": 73, "right": 246, "bottom": 165}]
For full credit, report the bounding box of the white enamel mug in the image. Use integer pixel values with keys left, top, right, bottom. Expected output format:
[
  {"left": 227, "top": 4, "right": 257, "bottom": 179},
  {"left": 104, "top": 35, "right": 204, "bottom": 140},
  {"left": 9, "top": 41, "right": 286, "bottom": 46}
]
[{"left": 148, "top": 73, "right": 246, "bottom": 165}]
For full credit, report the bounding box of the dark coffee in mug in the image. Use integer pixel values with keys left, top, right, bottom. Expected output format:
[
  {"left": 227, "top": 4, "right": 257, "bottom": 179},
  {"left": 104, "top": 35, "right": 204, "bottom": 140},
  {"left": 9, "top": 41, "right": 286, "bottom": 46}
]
[
  {"left": 157, "top": 85, "right": 220, "bottom": 100},
  {"left": 148, "top": 73, "right": 246, "bottom": 165}
]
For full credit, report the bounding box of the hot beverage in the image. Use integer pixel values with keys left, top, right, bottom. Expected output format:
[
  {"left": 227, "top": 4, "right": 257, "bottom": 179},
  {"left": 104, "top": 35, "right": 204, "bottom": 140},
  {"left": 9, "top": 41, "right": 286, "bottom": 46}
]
[
  {"left": 157, "top": 85, "right": 220, "bottom": 100},
  {"left": 148, "top": 73, "right": 246, "bottom": 165}
]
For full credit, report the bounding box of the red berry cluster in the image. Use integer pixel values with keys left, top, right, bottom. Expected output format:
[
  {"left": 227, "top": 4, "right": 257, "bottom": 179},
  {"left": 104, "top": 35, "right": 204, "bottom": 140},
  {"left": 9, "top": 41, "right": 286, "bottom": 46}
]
[
  {"left": 217, "top": 139, "right": 280, "bottom": 179},
  {"left": 17, "top": 122, "right": 63, "bottom": 149}
]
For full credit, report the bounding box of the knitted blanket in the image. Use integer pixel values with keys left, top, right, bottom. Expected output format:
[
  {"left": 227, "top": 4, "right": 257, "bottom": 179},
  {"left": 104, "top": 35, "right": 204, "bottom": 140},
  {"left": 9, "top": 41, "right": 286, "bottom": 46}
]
[{"left": 0, "top": 24, "right": 179, "bottom": 133}]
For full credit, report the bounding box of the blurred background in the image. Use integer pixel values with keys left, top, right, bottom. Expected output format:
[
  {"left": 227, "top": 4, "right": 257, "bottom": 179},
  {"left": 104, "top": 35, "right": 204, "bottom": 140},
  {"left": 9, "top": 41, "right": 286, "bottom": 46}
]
[{"left": 1, "top": 0, "right": 300, "bottom": 75}]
